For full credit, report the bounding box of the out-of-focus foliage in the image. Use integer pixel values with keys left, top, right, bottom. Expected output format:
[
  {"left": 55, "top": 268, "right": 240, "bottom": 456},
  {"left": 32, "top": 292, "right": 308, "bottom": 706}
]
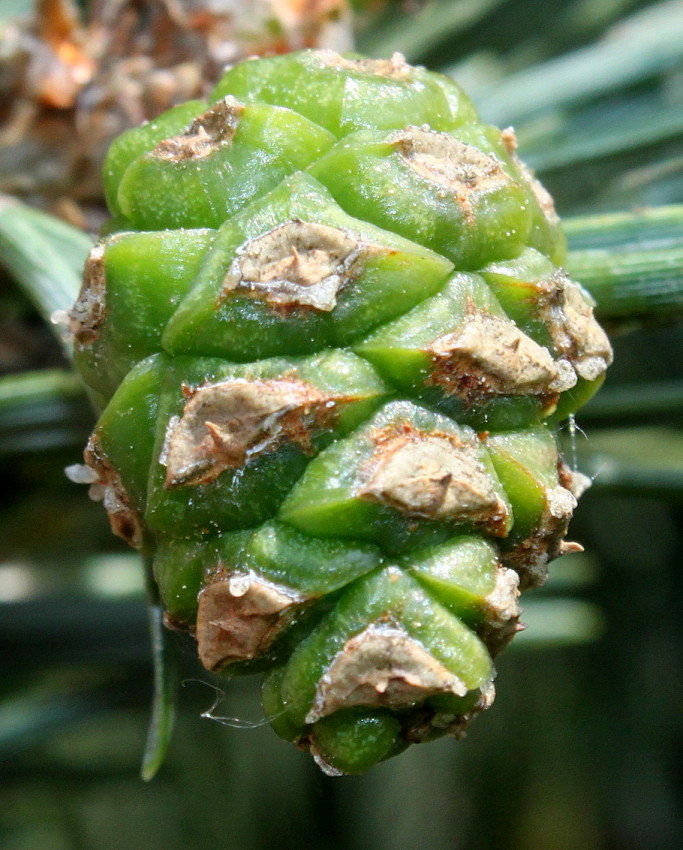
[{"left": 1, "top": 1, "right": 682, "bottom": 849}]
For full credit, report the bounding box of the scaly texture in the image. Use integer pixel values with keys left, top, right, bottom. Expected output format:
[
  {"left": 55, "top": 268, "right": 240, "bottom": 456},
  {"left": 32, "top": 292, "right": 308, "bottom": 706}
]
[{"left": 68, "top": 50, "right": 612, "bottom": 775}]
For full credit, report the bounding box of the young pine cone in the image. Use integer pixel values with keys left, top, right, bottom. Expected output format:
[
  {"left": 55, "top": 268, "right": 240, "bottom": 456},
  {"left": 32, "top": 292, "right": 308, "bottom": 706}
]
[{"left": 68, "top": 50, "right": 612, "bottom": 775}]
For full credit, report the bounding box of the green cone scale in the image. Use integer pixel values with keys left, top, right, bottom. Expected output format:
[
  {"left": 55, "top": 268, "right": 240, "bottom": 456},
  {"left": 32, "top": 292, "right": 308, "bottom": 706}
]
[{"left": 68, "top": 49, "right": 612, "bottom": 775}]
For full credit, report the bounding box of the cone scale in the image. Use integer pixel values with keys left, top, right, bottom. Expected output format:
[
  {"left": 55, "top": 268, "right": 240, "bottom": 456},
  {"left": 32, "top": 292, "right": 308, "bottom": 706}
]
[{"left": 69, "top": 50, "right": 612, "bottom": 775}]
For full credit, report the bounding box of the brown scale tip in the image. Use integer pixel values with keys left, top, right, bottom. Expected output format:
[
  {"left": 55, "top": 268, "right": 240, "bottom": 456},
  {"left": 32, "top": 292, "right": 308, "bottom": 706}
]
[
  {"left": 404, "top": 679, "right": 497, "bottom": 745},
  {"left": 68, "top": 243, "right": 106, "bottom": 347},
  {"left": 512, "top": 151, "right": 561, "bottom": 226},
  {"left": 480, "top": 567, "right": 522, "bottom": 657},
  {"left": 550, "top": 276, "right": 613, "bottom": 382},
  {"left": 501, "top": 127, "right": 518, "bottom": 153},
  {"left": 390, "top": 126, "right": 510, "bottom": 221},
  {"left": 221, "top": 219, "right": 374, "bottom": 311},
  {"left": 317, "top": 50, "right": 413, "bottom": 80},
  {"left": 506, "top": 267, "right": 612, "bottom": 386},
  {"left": 306, "top": 618, "right": 467, "bottom": 724},
  {"left": 196, "top": 572, "right": 306, "bottom": 671},
  {"left": 83, "top": 434, "right": 143, "bottom": 549},
  {"left": 427, "top": 308, "right": 571, "bottom": 405},
  {"left": 359, "top": 423, "right": 509, "bottom": 534},
  {"left": 151, "top": 97, "right": 245, "bottom": 161},
  {"left": 161, "top": 377, "right": 335, "bottom": 488},
  {"left": 501, "top": 470, "right": 579, "bottom": 589}
]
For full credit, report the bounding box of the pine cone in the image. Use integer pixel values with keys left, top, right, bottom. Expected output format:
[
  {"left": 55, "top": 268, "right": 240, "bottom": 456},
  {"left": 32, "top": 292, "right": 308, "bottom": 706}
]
[{"left": 68, "top": 49, "right": 612, "bottom": 774}]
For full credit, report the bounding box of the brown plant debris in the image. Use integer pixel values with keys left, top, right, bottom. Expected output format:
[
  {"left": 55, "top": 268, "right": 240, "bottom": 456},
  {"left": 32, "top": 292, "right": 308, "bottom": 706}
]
[{"left": 0, "top": 0, "right": 352, "bottom": 219}]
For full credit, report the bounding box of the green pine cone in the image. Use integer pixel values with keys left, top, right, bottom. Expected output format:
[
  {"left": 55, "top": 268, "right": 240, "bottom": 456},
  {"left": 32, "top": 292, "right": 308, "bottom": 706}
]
[{"left": 68, "top": 49, "right": 612, "bottom": 775}]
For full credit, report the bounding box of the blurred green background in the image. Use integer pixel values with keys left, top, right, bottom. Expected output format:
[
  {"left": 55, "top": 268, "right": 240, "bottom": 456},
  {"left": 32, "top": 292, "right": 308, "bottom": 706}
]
[{"left": 1, "top": 1, "right": 683, "bottom": 848}]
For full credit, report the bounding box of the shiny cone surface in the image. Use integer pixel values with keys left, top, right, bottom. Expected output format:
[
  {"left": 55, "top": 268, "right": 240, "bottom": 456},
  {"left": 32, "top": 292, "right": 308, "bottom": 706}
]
[{"left": 69, "top": 49, "right": 612, "bottom": 775}]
